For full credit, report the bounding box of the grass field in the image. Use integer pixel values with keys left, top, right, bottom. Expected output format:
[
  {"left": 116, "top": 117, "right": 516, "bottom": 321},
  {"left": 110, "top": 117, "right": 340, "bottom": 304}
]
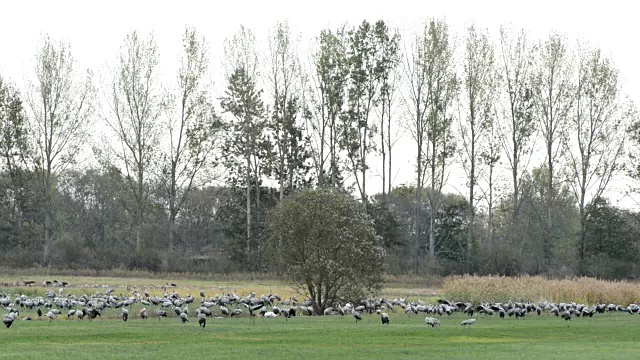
[
  {"left": 2, "top": 311, "right": 640, "bottom": 359},
  {"left": 3, "top": 274, "right": 640, "bottom": 359},
  {"left": 0, "top": 273, "right": 442, "bottom": 301}
]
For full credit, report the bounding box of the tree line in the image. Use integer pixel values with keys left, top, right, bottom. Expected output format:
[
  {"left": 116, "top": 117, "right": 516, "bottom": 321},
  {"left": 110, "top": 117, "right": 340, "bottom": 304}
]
[{"left": 0, "top": 19, "right": 639, "bottom": 278}]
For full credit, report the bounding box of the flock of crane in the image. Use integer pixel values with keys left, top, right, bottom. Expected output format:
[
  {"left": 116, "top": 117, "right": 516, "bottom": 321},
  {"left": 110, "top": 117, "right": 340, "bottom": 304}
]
[{"left": 3, "top": 284, "right": 640, "bottom": 330}]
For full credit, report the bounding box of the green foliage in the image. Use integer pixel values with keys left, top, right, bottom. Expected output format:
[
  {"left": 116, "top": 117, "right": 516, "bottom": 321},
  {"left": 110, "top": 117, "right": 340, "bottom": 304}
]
[
  {"left": 266, "top": 189, "right": 384, "bottom": 313},
  {"left": 0, "top": 77, "right": 40, "bottom": 260},
  {"left": 0, "top": 76, "right": 29, "bottom": 170},
  {"left": 58, "top": 167, "right": 132, "bottom": 269},
  {"left": 2, "top": 20, "right": 640, "bottom": 280},
  {"left": 435, "top": 194, "right": 469, "bottom": 265},
  {"left": 162, "top": 27, "right": 220, "bottom": 266},
  {"left": 491, "top": 166, "right": 579, "bottom": 275},
  {"left": 216, "top": 186, "right": 278, "bottom": 269},
  {"left": 219, "top": 66, "right": 267, "bottom": 190},
  {"left": 264, "top": 21, "right": 313, "bottom": 197},
  {"left": 367, "top": 196, "right": 406, "bottom": 249},
  {"left": 584, "top": 197, "right": 640, "bottom": 278}
]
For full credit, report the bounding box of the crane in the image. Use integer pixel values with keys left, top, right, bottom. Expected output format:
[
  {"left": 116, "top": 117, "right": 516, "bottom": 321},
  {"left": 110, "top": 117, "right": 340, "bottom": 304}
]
[
  {"left": 424, "top": 317, "right": 440, "bottom": 328},
  {"left": 353, "top": 312, "right": 363, "bottom": 323},
  {"left": 198, "top": 313, "right": 206, "bottom": 328},
  {"left": 461, "top": 318, "right": 476, "bottom": 327},
  {"left": 3, "top": 313, "right": 16, "bottom": 328}
]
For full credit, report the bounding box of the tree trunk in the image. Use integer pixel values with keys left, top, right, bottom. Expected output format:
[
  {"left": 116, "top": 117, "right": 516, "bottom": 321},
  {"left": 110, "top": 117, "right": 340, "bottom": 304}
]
[
  {"left": 318, "top": 120, "right": 326, "bottom": 187},
  {"left": 415, "top": 162, "right": 422, "bottom": 275},
  {"left": 381, "top": 101, "right": 386, "bottom": 201},
  {"left": 135, "top": 210, "right": 143, "bottom": 254},
  {"left": 136, "top": 163, "right": 144, "bottom": 255},
  {"left": 387, "top": 100, "right": 392, "bottom": 195},
  {"left": 330, "top": 122, "right": 336, "bottom": 188},
  {"left": 429, "top": 213, "right": 435, "bottom": 261},
  {"left": 43, "top": 168, "right": 53, "bottom": 265},
  {"left": 468, "top": 176, "right": 474, "bottom": 274},
  {"left": 578, "top": 191, "right": 586, "bottom": 275},
  {"left": 546, "top": 135, "right": 553, "bottom": 267},
  {"left": 279, "top": 150, "right": 285, "bottom": 203},
  {"left": 246, "top": 153, "right": 252, "bottom": 262},
  {"left": 361, "top": 124, "right": 367, "bottom": 211},
  {"left": 43, "top": 209, "right": 51, "bottom": 265},
  {"left": 288, "top": 159, "right": 294, "bottom": 195},
  {"left": 255, "top": 162, "right": 261, "bottom": 267},
  {"left": 488, "top": 161, "right": 495, "bottom": 253},
  {"left": 415, "top": 103, "right": 422, "bottom": 275},
  {"left": 429, "top": 138, "right": 437, "bottom": 262},
  {"left": 256, "top": 179, "right": 260, "bottom": 224},
  {"left": 467, "top": 129, "right": 476, "bottom": 273},
  {"left": 17, "top": 208, "right": 24, "bottom": 251},
  {"left": 168, "top": 212, "right": 176, "bottom": 269},
  {"left": 512, "top": 132, "right": 519, "bottom": 219}
]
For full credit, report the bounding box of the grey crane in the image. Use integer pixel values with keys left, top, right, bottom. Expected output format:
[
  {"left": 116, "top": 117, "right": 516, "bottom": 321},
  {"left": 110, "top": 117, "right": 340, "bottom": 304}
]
[
  {"left": 3, "top": 313, "right": 16, "bottom": 328},
  {"left": 198, "top": 313, "right": 206, "bottom": 328},
  {"left": 179, "top": 312, "right": 188, "bottom": 324},
  {"left": 461, "top": 318, "right": 476, "bottom": 327},
  {"left": 122, "top": 308, "right": 129, "bottom": 322},
  {"left": 243, "top": 303, "right": 264, "bottom": 323},
  {"left": 155, "top": 309, "right": 168, "bottom": 320},
  {"left": 46, "top": 311, "right": 56, "bottom": 322},
  {"left": 283, "top": 308, "right": 296, "bottom": 319},
  {"left": 139, "top": 308, "right": 149, "bottom": 320},
  {"left": 198, "top": 307, "right": 212, "bottom": 317},
  {"left": 424, "top": 317, "right": 440, "bottom": 328},
  {"left": 84, "top": 308, "right": 101, "bottom": 321},
  {"left": 353, "top": 312, "right": 363, "bottom": 323},
  {"left": 381, "top": 312, "right": 390, "bottom": 325}
]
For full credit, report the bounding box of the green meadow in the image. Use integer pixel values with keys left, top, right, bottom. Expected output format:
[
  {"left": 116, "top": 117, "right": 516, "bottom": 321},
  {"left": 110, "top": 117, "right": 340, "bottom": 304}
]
[
  {"left": 2, "top": 275, "right": 640, "bottom": 359},
  {"left": 2, "top": 303, "right": 640, "bottom": 359}
]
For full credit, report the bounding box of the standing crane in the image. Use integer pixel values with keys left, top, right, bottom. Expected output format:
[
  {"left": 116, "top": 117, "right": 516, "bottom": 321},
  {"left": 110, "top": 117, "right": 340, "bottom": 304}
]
[
  {"left": 180, "top": 312, "right": 188, "bottom": 324},
  {"left": 3, "top": 313, "right": 16, "bottom": 328},
  {"left": 424, "top": 317, "right": 440, "bottom": 328},
  {"left": 381, "top": 313, "right": 390, "bottom": 325},
  {"left": 198, "top": 313, "right": 206, "bottom": 328},
  {"left": 353, "top": 312, "right": 363, "bottom": 323},
  {"left": 243, "top": 303, "right": 264, "bottom": 324},
  {"left": 139, "top": 308, "right": 149, "bottom": 320},
  {"left": 155, "top": 309, "right": 168, "bottom": 320},
  {"left": 46, "top": 311, "right": 56, "bottom": 322}
]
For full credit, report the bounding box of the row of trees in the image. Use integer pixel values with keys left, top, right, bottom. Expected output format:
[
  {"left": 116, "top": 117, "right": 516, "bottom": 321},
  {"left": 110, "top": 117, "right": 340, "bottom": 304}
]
[{"left": 0, "top": 19, "right": 638, "bottom": 277}]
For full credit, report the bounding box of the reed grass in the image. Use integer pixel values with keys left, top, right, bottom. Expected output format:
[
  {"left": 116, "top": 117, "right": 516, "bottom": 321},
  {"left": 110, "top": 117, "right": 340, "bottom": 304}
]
[{"left": 443, "top": 275, "right": 640, "bottom": 305}]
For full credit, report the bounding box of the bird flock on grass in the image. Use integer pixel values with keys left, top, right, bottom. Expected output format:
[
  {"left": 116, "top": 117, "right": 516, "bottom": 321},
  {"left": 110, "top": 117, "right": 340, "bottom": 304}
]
[{"left": 3, "top": 286, "right": 640, "bottom": 330}]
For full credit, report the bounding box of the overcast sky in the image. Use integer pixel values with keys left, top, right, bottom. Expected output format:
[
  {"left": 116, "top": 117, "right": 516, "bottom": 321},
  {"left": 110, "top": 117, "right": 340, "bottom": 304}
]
[{"left": 1, "top": 0, "right": 638, "bottom": 207}]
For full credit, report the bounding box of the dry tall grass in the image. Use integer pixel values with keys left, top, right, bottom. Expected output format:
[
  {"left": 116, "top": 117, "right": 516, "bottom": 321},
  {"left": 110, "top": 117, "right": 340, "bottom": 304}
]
[{"left": 443, "top": 275, "right": 640, "bottom": 305}]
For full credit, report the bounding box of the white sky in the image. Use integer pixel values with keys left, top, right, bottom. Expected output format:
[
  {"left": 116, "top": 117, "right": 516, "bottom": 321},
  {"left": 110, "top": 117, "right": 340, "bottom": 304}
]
[{"left": 1, "top": 0, "right": 639, "bottom": 208}]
